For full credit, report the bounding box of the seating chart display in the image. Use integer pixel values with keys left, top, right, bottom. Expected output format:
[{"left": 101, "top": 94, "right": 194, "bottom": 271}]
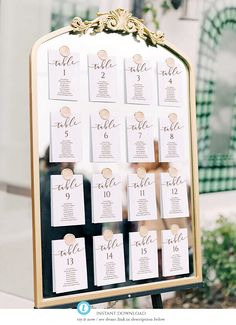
[{"left": 30, "top": 9, "right": 202, "bottom": 308}]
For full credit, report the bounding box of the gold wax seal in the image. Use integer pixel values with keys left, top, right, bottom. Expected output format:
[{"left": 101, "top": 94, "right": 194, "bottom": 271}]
[
  {"left": 137, "top": 167, "right": 146, "bottom": 179},
  {"left": 133, "top": 54, "right": 143, "bottom": 64},
  {"left": 97, "top": 50, "right": 108, "bottom": 60},
  {"left": 59, "top": 45, "right": 70, "bottom": 57},
  {"left": 165, "top": 57, "right": 175, "bottom": 68},
  {"left": 171, "top": 224, "right": 180, "bottom": 235},
  {"left": 168, "top": 113, "right": 178, "bottom": 123},
  {"left": 64, "top": 233, "right": 76, "bottom": 245},
  {"left": 102, "top": 168, "right": 112, "bottom": 179},
  {"left": 103, "top": 229, "right": 113, "bottom": 241},
  {"left": 134, "top": 111, "right": 145, "bottom": 122},
  {"left": 169, "top": 167, "right": 178, "bottom": 177},
  {"left": 61, "top": 168, "right": 73, "bottom": 180},
  {"left": 99, "top": 109, "right": 110, "bottom": 120},
  {"left": 60, "top": 106, "right": 71, "bottom": 118},
  {"left": 139, "top": 226, "right": 148, "bottom": 237}
]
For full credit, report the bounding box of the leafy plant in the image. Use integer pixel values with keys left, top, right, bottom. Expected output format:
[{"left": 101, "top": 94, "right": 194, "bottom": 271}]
[
  {"left": 143, "top": 0, "right": 183, "bottom": 30},
  {"left": 201, "top": 216, "right": 236, "bottom": 298}
]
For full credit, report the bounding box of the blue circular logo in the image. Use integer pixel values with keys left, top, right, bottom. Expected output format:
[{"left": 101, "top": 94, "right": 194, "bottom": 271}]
[{"left": 77, "top": 301, "right": 91, "bottom": 315}]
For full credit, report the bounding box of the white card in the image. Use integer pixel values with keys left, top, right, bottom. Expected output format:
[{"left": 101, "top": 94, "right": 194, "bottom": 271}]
[
  {"left": 88, "top": 54, "right": 117, "bottom": 102},
  {"left": 157, "top": 59, "right": 183, "bottom": 106},
  {"left": 129, "top": 231, "right": 158, "bottom": 281},
  {"left": 90, "top": 112, "right": 121, "bottom": 162},
  {"left": 126, "top": 114, "right": 155, "bottom": 162},
  {"left": 127, "top": 173, "right": 157, "bottom": 221},
  {"left": 124, "top": 58, "right": 152, "bottom": 104},
  {"left": 50, "top": 110, "right": 82, "bottom": 162},
  {"left": 160, "top": 172, "right": 189, "bottom": 218},
  {"left": 159, "top": 113, "right": 186, "bottom": 162},
  {"left": 51, "top": 174, "right": 85, "bottom": 227},
  {"left": 48, "top": 49, "right": 80, "bottom": 101},
  {"left": 161, "top": 228, "right": 189, "bottom": 276},
  {"left": 91, "top": 173, "right": 122, "bottom": 223},
  {"left": 52, "top": 238, "right": 88, "bottom": 293},
  {"left": 93, "top": 234, "right": 126, "bottom": 286}
]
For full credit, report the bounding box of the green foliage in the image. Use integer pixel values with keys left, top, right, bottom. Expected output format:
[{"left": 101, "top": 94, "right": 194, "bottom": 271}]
[
  {"left": 143, "top": 1, "right": 160, "bottom": 30},
  {"left": 143, "top": 0, "right": 182, "bottom": 30},
  {"left": 201, "top": 216, "right": 236, "bottom": 299}
]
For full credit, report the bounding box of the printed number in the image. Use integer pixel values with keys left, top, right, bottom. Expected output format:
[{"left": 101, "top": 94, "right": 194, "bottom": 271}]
[
  {"left": 137, "top": 75, "right": 141, "bottom": 82},
  {"left": 168, "top": 78, "right": 172, "bottom": 84},
  {"left": 172, "top": 188, "right": 178, "bottom": 195},
  {"left": 173, "top": 245, "right": 179, "bottom": 252},
  {"left": 140, "top": 189, "right": 145, "bottom": 196},
  {"left": 65, "top": 193, "right": 70, "bottom": 200},
  {"left": 170, "top": 133, "right": 174, "bottom": 140},
  {"left": 106, "top": 252, "right": 113, "bottom": 260},
  {"left": 63, "top": 69, "right": 66, "bottom": 76},
  {"left": 104, "top": 191, "right": 111, "bottom": 198},
  {"left": 138, "top": 132, "right": 142, "bottom": 139},
  {"left": 104, "top": 132, "right": 108, "bottom": 139},
  {"left": 67, "top": 258, "right": 74, "bottom": 266},
  {"left": 65, "top": 130, "right": 69, "bottom": 137},
  {"left": 101, "top": 72, "right": 105, "bottom": 79},
  {"left": 141, "top": 248, "right": 147, "bottom": 255}
]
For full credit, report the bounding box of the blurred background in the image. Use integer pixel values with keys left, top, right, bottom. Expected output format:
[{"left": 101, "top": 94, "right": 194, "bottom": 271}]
[{"left": 0, "top": 0, "right": 235, "bottom": 308}]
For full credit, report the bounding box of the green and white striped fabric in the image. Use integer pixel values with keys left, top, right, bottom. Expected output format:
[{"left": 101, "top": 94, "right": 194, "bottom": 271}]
[{"left": 197, "top": 0, "right": 236, "bottom": 193}]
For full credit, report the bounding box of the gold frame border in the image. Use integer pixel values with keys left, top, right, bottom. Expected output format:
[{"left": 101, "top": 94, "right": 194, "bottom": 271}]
[{"left": 30, "top": 17, "right": 202, "bottom": 309}]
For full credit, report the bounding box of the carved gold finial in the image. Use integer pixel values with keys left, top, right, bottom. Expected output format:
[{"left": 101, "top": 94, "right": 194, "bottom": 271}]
[{"left": 71, "top": 8, "right": 165, "bottom": 46}]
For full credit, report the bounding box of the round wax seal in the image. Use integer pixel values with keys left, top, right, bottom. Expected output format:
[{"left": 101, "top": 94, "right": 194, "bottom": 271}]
[
  {"left": 61, "top": 168, "right": 73, "bottom": 180},
  {"left": 165, "top": 57, "right": 175, "bottom": 68},
  {"left": 139, "top": 226, "right": 148, "bottom": 237},
  {"left": 102, "top": 168, "right": 112, "bottom": 179},
  {"left": 59, "top": 45, "right": 70, "bottom": 57},
  {"left": 168, "top": 113, "right": 178, "bottom": 123},
  {"left": 169, "top": 167, "right": 178, "bottom": 177},
  {"left": 134, "top": 111, "right": 144, "bottom": 122},
  {"left": 60, "top": 106, "right": 71, "bottom": 118},
  {"left": 103, "top": 229, "right": 113, "bottom": 241},
  {"left": 64, "top": 233, "right": 76, "bottom": 245},
  {"left": 137, "top": 167, "right": 146, "bottom": 179},
  {"left": 99, "top": 109, "right": 110, "bottom": 120},
  {"left": 171, "top": 224, "right": 180, "bottom": 235},
  {"left": 133, "top": 54, "right": 143, "bottom": 64},
  {"left": 97, "top": 50, "right": 108, "bottom": 60}
]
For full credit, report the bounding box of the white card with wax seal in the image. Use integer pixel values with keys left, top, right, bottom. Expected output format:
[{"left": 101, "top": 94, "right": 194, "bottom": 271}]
[
  {"left": 129, "top": 230, "right": 158, "bottom": 281},
  {"left": 157, "top": 57, "right": 183, "bottom": 107},
  {"left": 161, "top": 228, "right": 189, "bottom": 277},
  {"left": 88, "top": 52, "right": 117, "bottom": 102},
  {"left": 159, "top": 112, "right": 186, "bottom": 162},
  {"left": 91, "top": 173, "right": 122, "bottom": 223},
  {"left": 124, "top": 56, "right": 152, "bottom": 104},
  {"left": 160, "top": 172, "right": 189, "bottom": 218},
  {"left": 127, "top": 173, "right": 157, "bottom": 221},
  {"left": 51, "top": 174, "right": 85, "bottom": 227},
  {"left": 126, "top": 113, "right": 155, "bottom": 162},
  {"left": 52, "top": 237, "right": 88, "bottom": 293},
  {"left": 48, "top": 47, "right": 80, "bottom": 101},
  {"left": 50, "top": 108, "right": 82, "bottom": 162},
  {"left": 90, "top": 110, "right": 121, "bottom": 162},
  {"left": 93, "top": 234, "right": 126, "bottom": 286}
]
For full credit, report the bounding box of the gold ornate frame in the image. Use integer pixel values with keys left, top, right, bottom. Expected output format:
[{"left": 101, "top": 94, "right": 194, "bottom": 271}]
[{"left": 30, "top": 9, "right": 202, "bottom": 308}]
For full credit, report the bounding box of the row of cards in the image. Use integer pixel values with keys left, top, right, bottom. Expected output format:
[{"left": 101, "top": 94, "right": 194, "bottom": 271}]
[
  {"left": 48, "top": 48, "right": 183, "bottom": 106},
  {"left": 51, "top": 169, "right": 189, "bottom": 227},
  {"left": 52, "top": 228, "right": 189, "bottom": 293},
  {"left": 50, "top": 109, "right": 186, "bottom": 163}
]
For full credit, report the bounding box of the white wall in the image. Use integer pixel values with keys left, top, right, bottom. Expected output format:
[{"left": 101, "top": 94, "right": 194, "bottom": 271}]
[{"left": 0, "top": 0, "right": 52, "bottom": 187}]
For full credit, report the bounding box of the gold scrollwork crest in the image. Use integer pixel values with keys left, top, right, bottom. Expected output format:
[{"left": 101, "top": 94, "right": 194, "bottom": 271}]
[{"left": 71, "top": 8, "right": 165, "bottom": 46}]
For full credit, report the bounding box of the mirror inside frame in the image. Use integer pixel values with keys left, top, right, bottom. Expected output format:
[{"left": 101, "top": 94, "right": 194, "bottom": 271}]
[{"left": 31, "top": 10, "right": 201, "bottom": 307}]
